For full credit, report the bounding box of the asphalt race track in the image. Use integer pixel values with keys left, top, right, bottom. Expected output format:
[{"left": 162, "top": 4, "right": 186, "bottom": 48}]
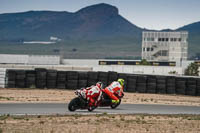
[{"left": 0, "top": 103, "right": 200, "bottom": 115}]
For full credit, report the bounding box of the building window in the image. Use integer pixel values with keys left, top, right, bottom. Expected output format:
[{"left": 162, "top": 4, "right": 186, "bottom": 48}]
[
  {"left": 161, "top": 50, "right": 168, "bottom": 56},
  {"left": 143, "top": 48, "right": 145, "bottom": 51},
  {"left": 170, "top": 38, "right": 179, "bottom": 42},
  {"left": 146, "top": 37, "right": 155, "bottom": 42},
  {"left": 147, "top": 48, "right": 150, "bottom": 51},
  {"left": 151, "top": 48, "right": 154, "bottom": 51},
  {"left": 158, "top": 38, "right": 169, "bottom": 42}
]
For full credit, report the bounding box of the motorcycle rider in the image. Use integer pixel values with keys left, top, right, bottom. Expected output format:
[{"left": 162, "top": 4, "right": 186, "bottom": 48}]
[
  {"left": 103, "top": 79, "right": 124, "bottom": 104},
  {"left": 85, "top": 82, "right": 103, "bottom": 108}
]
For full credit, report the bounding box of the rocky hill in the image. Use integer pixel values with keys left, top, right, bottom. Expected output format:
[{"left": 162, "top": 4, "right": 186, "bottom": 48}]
[
  {"left": 0, "top": 3, "right": 142, "bottom": 42},
  {"left": 0, "top": 3, "right": 199, "bottom": 57}
]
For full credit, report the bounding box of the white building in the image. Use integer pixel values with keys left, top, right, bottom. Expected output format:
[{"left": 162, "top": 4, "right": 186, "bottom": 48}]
[
  {"left": 142, "top": 31, "right": 188, "bottom": 61},
  {"left": 50, "top": 36, "right": 61, "bottom": 41},
  {"left": 0, "top": 54, "right": 60, "bottom": 65}
]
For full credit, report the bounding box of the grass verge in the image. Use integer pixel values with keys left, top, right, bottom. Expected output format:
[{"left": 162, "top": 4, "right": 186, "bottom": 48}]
[{"left": 0, "top": 114, "right": 200, "bottom": 133}]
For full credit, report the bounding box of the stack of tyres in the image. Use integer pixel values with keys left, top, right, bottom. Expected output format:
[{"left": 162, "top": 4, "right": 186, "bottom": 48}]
[
  {"left": 15, "top": 70, "right": 26, "bottom": 88},
  {"left": 146, "top": 75, "right": 156, "bottom": 93},
  {"left": 57, "top": 71, "right": 67, "bottom": 89},
  {"left": 0, "top": 69, "right": 6, "bottom": 88},
  {"left": 98, "top": 71, "right": 108, "bottom": 87},
  {"left": 156, "top": 76, "right": 167, "bottom": 94},
  {"left": 66, "top": 71, "right": 78, "bottom": 89},
  {"left": 126, "top": 75, "right": 137, "bottom": 92},
  {"left": 117, "top": 73, "right": 127, "bottom": 91},
  {"left": 35, "top": 68, "right": 47, "bottom": 88},
  {"left": 108, "top": 71, "right": 118, "bottom": 85},
  {"left": 78, "top": 72, "right": 88, "bottom": 88},
  {"left": 186, "top": 78, "right": 196, "bottom": 96},
  {"left": 26, "top": 70, "right": 36, "bottom": 88},
  {"left": 196, "top": 78, "right": 200, "bottom": 96},
  {"left": 175, "top": 77, "right": 186, "bottom": 95},
  {"left": 136, "top": 75, "right": 147, "bottom": 93},
  {"left": 87, "top": 71, "right": 98, "bottom": 86},
  {"left": 46, "top": 70, "right": 57, "bottom": 89},
  {"left": 166, "top": 76, "right": 176, "bottom": 94},
  {"left": 6, "top": 70, "right": 16, "bottom": 88}
]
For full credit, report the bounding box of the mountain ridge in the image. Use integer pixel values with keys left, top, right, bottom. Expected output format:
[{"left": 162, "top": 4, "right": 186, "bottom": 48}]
[{"left": 0, "top": 3, "right": 199, "bottom": 57}]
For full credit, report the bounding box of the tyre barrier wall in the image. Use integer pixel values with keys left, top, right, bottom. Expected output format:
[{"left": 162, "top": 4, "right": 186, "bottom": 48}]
[
  {"left": 0, "top": 68, "right": 6, "bottom": 88},
  {"left": 5, "top": 69, "right": 200, "bottom": 96}
]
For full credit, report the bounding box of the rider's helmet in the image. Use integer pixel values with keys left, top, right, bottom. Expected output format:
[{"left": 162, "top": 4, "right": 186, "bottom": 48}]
[
  {"left": 117, "top": 79, "right": 124, "bottom": 86},
  {"left": 96, "top": 82, "right": 103, "bottom": 89}
]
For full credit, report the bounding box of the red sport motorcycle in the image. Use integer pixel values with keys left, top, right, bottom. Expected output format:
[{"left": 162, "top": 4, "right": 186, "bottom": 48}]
[{"left": 68, "top": 88, "right": 123, "bottom": 112}]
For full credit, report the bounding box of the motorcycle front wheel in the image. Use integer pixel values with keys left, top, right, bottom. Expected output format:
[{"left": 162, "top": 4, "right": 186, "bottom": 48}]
[{"left": 68, "top": 97, "right": 81, "bottom": 111}]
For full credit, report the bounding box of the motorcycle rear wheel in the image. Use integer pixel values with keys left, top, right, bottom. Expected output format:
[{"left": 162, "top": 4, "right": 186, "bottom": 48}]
[{"left": 110, "top": 99, "right": 121, "bottom": 109}]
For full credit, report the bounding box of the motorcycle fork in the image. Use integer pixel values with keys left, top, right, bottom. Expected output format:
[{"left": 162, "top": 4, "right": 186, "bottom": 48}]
[{"left": 78, "top": 97, "right": 88, "bottom": 108}]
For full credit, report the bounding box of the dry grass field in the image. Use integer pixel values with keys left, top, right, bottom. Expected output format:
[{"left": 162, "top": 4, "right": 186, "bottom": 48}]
[{"left": 0, "top": 114, "right": 200, "bottom": 133}]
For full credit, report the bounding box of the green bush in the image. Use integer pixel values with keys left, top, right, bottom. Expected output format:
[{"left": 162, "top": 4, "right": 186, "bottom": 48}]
[
  {"left": 185, "top": 62, "right": 199, "bottom": 76},
  {"left": 140, "top": 59, "right": 150, "bottom": 65}
]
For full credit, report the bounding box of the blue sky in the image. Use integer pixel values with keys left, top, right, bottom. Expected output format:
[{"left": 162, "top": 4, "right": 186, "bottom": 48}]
[{"left": 0, "top": 0, "right": 199, "bottom": 30}]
